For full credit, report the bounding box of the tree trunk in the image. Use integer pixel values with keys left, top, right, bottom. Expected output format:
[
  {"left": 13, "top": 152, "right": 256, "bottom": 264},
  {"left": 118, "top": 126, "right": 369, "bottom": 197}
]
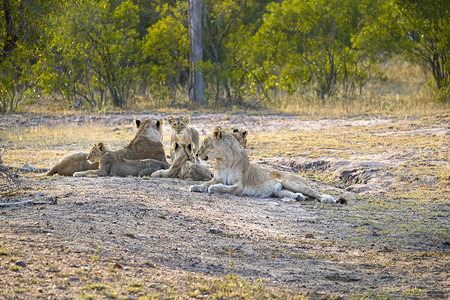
[{"left": 188, "top": 0, "right": 205, "bottom": 104}]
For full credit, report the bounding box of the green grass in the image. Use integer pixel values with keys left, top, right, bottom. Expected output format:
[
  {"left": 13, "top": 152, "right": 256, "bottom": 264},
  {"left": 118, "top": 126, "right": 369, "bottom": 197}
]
[{"left": 9, "top": 264, "right": 22, "bottom": 272}]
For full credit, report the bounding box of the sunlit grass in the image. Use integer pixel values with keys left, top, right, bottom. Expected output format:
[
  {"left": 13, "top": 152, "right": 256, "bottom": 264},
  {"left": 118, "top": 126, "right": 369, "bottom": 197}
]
[
  {"left": 248, "top": 115, "right": 448, "bottom": 162},
  {"left": 0, "top": 125, "right": 140, "bottom": 168},
  {"left": 1, "top": 125, "right": 132, "bottom": 149},
  {"left": 266, "top": 60, "right": 448, "bottom": 118}
]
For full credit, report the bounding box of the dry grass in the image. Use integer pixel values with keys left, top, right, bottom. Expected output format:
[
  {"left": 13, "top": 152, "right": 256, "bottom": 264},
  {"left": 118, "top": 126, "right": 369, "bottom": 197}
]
[
  {"left": 245, "top": 113, "right": 449, "bottom": 255},
  {"left": 0, "top": 240, "right": 311, "bottom": 300},
  {"left": 267, "top": 60, "right": 448, "bottom": 118},
  {"left": 17, "top": 60, "right": 448, "bottom": 118},
  {"left": 0, "top": 125, "right": 138, "bottom": 169},
  {"left": 0, "top": 61, "right": 448, "bottom": 299},
  {"left": 0, "top": 112, "right": 448, "bottom": 299}
]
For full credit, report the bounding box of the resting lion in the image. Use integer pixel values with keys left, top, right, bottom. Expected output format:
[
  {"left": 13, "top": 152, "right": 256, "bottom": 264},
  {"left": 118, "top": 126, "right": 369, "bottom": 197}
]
[
  {"left": 151, "top": 142, "right": 212, "bottom": 181},
  {"left": 231, "top": 128, "right": 248, "bottom": 148},
  {"left": 189, "top": 127, "right": 339, "bottom": 203},
  {"left": 46, "top": 118, "right": 167, "bottom": 176},
  {"left": 73, "top": 143, "right": 169, "bottom": 177}
]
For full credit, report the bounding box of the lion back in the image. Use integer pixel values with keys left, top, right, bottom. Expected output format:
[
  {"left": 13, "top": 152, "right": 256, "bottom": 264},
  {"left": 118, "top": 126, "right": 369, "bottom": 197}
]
[
  {"left": 115, "top": 118, "right": 167, "bottom": 163},
  {"left": 46, "top": 152, "right": 98, "bottom": 176}
]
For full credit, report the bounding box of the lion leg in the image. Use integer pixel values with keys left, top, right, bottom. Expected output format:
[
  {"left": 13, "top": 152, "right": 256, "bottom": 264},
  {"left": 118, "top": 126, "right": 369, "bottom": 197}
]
[
  {"left": 150, "top": 168, "right": 172, "bottom": 178},
  {"left": 170, "top": 149, "right": 176, "bottom": 163},
  {"left": 282, "top": 178, "right": 336, "bottom": 203},
  {"left": 276, "top": 189, "right": 307, "bottom": 201},
  {"left": 73, "top": 169, "right": 106, "bottom": 177},
  {"left": 208, "top": 183, "right": 244, "bottom": 195},
  {"left": 189, "top": 178, "right": 218, "bottom": 193}
]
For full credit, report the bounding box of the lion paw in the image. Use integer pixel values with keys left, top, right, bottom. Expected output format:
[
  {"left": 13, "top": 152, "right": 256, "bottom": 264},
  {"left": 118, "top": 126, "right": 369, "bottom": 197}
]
[
  {"left": 294, "top": 193, "right": 307, "bottom": 201},
  {"left": 207, "top": 184, "right": 228, "bottom": 194},
  {"left": 73, "top": 172, "right": 83, "bottom": 177},
  {"left": 320, "top": 194, "right": 336, "bottom": 204},
  {"left": 189, "top": 185, "right": 208, "bottom": 193},
  {"left": 151, "top": 170, "right": 163, "bottom": 178}
]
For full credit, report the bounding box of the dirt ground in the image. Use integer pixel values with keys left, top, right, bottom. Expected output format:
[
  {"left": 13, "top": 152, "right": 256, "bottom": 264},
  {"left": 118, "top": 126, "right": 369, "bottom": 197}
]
[{"left": 0, "top": 113, "right": 448, "bottom": 299}]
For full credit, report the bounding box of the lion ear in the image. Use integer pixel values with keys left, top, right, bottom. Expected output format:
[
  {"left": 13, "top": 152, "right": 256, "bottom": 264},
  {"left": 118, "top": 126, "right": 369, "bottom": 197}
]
[
  {"left": 156, "top": 118, "right": 163, "bottom": 129},
  {"left": 135, "top": 119, "right": 141, "bottom": 128},
  {"left": 174, "top": 142, "right": 179, "bottom": 150},
  {"left": 167, "top": 116, "right": 174, "bottom": 125},
  {"left": 242, "top": 130, "right": 248, "bottom": 138},
  {"left": 98, "top": 143, "right": 104, "bottom": 151},
  {"left": 212, "top": 126, "right": 223, "bottom": 140},
  {"left": 187, "top": 143, "right": 193, "bottom": 152},
  {"left": 183, "top": 115, "right": 190, "bottom": 124}
]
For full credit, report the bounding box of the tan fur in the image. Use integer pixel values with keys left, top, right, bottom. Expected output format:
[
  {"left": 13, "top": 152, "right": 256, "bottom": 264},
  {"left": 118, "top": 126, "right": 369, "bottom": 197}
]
[
  {"left": 231, "top": 128, "right": 248, "bottom": 148},
  {"left": 46, "top": 118, "right": 167, "bottom": 176},
  {"left": 168, "top": 115, "right": 199, "bottom": 161},
  {"left": 151, "top": 143, "right": 212, "bottom": 181},
  {"left": 189, "top": 127, "right": 337, "bottom": 203},
  {"left": 73, "top": 143, "right": 169, "bottom": 177},
  {"left": 45, "top": 152, "right": 99, "bottom": 176}
]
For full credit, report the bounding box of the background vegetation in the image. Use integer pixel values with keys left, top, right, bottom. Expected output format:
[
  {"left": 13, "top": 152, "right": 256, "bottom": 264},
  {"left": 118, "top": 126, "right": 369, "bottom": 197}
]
[{"left": 0, "top": 0, "right": 449, "bottom": 113}]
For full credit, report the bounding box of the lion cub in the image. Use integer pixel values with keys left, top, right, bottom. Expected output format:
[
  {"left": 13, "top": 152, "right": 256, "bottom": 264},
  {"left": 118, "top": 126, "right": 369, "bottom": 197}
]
[
  {"left": 73, "top": 143, "right": 169, "bottom": 177},
  {"left": 151, "top": 143, "right": 212, "bottom": 181},
  {"left": 47, "top": 118, "right": 167, "bottom": 176},
  {"left": 231, "top": 128, "right": 248, "bottom": 148},
  {"left": 168, "top": 115, "right": 199, "bottom": 161}
]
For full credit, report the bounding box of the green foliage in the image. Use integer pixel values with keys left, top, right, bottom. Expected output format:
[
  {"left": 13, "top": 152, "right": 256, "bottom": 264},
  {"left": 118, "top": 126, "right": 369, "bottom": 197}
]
[
  {"left": 246, "top": 0, "right": 401, "bottom": 100},
  {"left": 1, "top": 0, "right": 449, "bottom": 110},
  {"left": 0, "top": 44, "right": 34, "bottom": 112},
  {"left": 35, "top": 0, "right": 141, "bottom": 108},
  {"left": 142, "top": 1, "right": 189, "bottom": 102},
  {"left": 0, "top": 0, "right": 62, "bottom": 112},
  {"left": 396, "top": 0, "right": 450, "bottom": 96}
]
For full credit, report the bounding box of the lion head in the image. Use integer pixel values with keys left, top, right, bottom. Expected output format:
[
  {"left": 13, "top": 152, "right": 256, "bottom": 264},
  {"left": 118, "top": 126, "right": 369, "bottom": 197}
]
[
  {"left": 86, "top": 143, "right": 107, "bottom": 164},
  {"left": 134, "top": 118, "right": 164, "bottom": 142},
  {"left": 196, "top": 127, "right": 243, "bottom": 161},
  {"left": 168, "top": 115, "right": 190, "bottom": 135},
  {"left": 231, "top": 128, "right": 248, "bottom": 148}
]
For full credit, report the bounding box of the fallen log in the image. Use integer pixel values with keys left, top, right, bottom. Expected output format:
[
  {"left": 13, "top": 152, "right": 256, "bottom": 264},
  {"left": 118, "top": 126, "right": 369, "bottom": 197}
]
[{"left": 0, "top": 197, "right": 58, "bottom": 207}]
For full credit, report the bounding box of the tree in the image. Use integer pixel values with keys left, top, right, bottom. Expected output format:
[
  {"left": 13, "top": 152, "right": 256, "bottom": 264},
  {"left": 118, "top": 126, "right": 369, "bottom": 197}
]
[
  {"left": 0, "top": 0, "right": 62, "bottom": 111},
  {"left": 396, "top": 0, "right": 450, "bottom": 94},
  {"left": 188, "top": 0, "right": 205, "bottom": 104},
  {"left": 36, "top": 0, "right": 141, "bottom": 108},
  {"left": 246, "top": 0, "right": 399, "bottom": 100},
  {"left": 142, "top": 1, "right": 189, "bottom": 102},
  {"left": 0, "top": 0, "right": 61, "bottom": 64},
  {"left": 0, "top": 44, "right": 33, "bottom": 111}
]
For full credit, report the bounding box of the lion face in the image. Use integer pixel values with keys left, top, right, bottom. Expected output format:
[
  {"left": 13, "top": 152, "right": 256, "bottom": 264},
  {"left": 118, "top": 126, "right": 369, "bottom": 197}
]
[
  {"left": 168, "top": 115, "right": 190, "bottom": 135},
  {"left": 196, "top": 127, "right": 229, "bottom": 161},
  {"left": 86, "top": 143, "right": 106, "bottom": 164}
]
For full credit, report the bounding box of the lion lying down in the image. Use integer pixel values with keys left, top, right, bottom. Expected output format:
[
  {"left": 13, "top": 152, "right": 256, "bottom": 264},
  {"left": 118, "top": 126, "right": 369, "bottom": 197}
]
[
  {"left": 73, "top": 143, "right": 168, "bottom": 177},
  {"left": 47, "top": 118, "right": 167, "bottom": 176},
  {"left": 151, "top": 142, "right": 212, "bottom": 181},
  {"left": 190, "top": 127, "right": 340, "bottom": 203}
]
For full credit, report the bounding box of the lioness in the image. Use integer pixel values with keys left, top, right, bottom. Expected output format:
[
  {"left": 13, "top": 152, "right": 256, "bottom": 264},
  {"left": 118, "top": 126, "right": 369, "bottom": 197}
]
[
  {"left": 47, "top": 118, "right": 167, "bottom": 176},
  {"left": 189, "top": 127, "right": 338, "bottom": 203},
  {"left": 73, "top": 143, "right": 169, "bottom": 177},
  {"left": 151, "top": 142, "right": 212, "bottom": 181},
  {"left": 168, "top": 115, "right": 199, "bottom": 161}
]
